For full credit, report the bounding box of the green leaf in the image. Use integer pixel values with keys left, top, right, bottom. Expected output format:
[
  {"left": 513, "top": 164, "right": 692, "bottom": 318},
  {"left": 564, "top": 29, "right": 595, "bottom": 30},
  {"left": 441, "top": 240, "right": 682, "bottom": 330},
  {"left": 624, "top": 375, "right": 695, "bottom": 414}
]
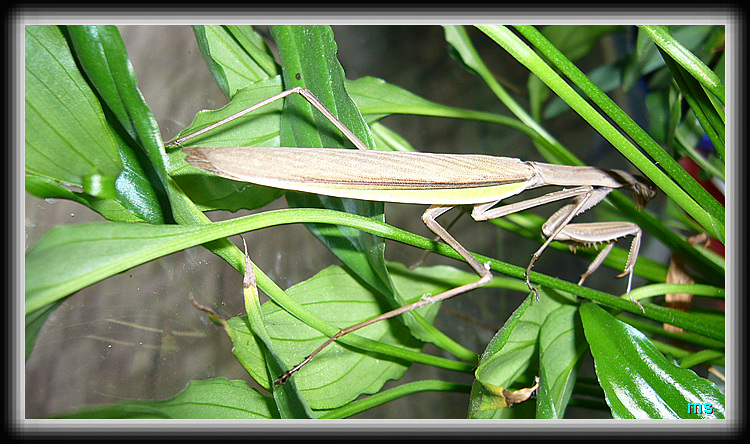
[
  {"left": 54, "top": 378, "right": 279, "bottom": 419},
  {"left": 25, "top": 174, "right": 150, "bottom": 223},
  {"left": 168, "top": 76, "right": 285, "bottom": 149},
  {"left": 192, "top": 25, "right": 278, "bottom": 98},
  {"left": 25, "top": 175, "right": 89, "bottom": 205},
  {"left": 26, "top": 26, "right": 166, "bottom": 223},
  {"left": 25, "top": 26, "right": 123, "bottom": 184},
  {"left": 472, "top": 296, "right": 535, "bottom": 394},
  {"left": 470, "top": 289, "right": 584, "bottom": 419},
  {"left": 227, "top": 265, "right": 448, "bottom": 411},
  {"left": 637, "top": 25, "right": 725, "bottom": 105},
  {"left": 23, "top": 207, "right": 477, "bottom": 381},
  {"left": 66, "top": 26, "right": 165, "bottom": 171},
  {"left": 65, "top": 25, "right": 170, "bottom": 204},
  {"left": 469, "top": 298, "right": 536, "bottom": 418},
  {"left": 168, "top": 77, "right": 287, "bottom": 212},
  {"left": 536, "top": 304, "right": 587, "bottom": 418},
  {"left": 24, "top": 212, "right": 276, "bottom": 316},
  {"left": 580, "top": 301, "right": 724, "bottom": 418},
  {"left": 261, "top": 26, "right": 387, "bottom": 301},
  {"left": 64, "top": 25, "right": 252, "bottom": 275}
]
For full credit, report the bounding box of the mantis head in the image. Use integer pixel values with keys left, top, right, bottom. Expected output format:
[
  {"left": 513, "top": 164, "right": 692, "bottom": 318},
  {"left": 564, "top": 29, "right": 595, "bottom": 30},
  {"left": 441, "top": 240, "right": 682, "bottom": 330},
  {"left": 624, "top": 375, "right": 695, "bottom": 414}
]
[
  {"left": 629, "top": 174, "right": 658, "bottom": 211},
  {"left": 609, "top": 169, "right": 658, "bottom": 211}
]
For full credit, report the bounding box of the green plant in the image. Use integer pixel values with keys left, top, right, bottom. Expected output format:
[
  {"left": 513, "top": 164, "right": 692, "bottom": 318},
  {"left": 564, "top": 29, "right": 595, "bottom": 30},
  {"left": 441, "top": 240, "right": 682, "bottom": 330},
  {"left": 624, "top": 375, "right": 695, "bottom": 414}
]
[{"left": 25, "top": 24, "right": 725, "bottom": 419}]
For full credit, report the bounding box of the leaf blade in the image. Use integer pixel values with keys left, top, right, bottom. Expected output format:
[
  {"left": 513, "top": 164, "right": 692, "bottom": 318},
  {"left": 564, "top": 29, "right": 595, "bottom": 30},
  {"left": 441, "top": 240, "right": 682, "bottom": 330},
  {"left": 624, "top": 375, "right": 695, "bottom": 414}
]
[
  {"left": 580, "top": 301, "right": 724, "bottom": 419},
  {"left": 53, "top": 378, "right": 279, "bottom": 419}
]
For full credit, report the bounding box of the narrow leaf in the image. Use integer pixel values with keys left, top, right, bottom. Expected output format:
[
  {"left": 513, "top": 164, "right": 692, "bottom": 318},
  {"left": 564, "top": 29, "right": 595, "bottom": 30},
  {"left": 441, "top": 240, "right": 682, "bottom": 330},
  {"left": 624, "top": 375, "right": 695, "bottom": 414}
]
[
  {"left": 637, "top": 25, "right": 725, "bottom": 104},
  {"left": 240, "top": 245, "right": 315, "bottom": 418}
]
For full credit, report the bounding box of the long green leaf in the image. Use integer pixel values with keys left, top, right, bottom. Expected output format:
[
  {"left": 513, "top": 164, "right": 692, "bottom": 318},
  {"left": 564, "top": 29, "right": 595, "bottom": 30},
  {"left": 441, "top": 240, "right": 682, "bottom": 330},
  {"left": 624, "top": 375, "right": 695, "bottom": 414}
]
[
  {"left": 25, "top": 26, "right": 123, "bottom": 183},
  {"left": 637, "top": 25, "right": 725, "bottom": 105},
  {"left": 24, "top": 209, "right": 478, "bottom": 376},
  {"left": 66, "top": 25, "right": 170, "bottom": 195},
  {"left": 270, "top": 25, "right": 388, "bottom": 293},
  {"left": 26, "top": 208, "right": 723, "bottom": 340},
  {"left": 240, "top": 250, "right": 315, "bottom": 418},
  {"left": 65, "top": 25, "right": 250, "bottom": 279}
]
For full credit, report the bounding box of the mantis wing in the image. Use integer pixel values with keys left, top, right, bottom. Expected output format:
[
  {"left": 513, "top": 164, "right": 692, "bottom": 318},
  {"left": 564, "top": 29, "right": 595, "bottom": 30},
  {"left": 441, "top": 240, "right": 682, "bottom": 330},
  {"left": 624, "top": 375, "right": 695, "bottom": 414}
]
[{"left": 184, "top": 146, "right": 537, "bottom": 205}]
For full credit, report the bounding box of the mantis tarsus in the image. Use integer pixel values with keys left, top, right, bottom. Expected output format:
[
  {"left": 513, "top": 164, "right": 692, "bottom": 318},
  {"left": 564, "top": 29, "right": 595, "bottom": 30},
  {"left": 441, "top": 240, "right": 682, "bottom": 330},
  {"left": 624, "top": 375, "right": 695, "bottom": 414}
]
[{"left": 170, "top": 86, "right": 656, "bottom": 386}]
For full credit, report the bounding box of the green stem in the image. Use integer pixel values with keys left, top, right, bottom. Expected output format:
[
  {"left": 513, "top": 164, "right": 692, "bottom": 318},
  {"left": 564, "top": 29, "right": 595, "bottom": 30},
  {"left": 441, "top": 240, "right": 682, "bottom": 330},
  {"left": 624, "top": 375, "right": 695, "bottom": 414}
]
[
  {"left": 318, "top": 380, "right": 472, "bottom": 419},
  {"left": 196, "top": 208, "right": 726, "bottom": 342}
]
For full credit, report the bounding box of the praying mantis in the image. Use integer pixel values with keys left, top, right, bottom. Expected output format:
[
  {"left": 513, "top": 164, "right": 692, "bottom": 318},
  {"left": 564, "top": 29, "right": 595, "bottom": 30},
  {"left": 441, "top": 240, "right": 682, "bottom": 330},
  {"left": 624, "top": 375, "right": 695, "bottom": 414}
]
[{"left": 170, "top": 86, "right": 656, "bottom": 386}]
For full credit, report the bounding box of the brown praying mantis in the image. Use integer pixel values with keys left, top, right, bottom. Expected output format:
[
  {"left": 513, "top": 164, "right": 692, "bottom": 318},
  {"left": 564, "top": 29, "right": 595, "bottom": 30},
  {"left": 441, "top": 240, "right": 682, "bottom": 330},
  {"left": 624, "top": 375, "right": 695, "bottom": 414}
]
[{"left": 170, "top": 86, "right": 656, "bottom": 386}]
